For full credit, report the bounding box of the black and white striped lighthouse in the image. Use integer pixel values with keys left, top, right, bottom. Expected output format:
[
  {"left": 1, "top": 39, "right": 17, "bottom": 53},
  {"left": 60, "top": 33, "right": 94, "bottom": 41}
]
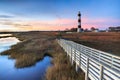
[{"left": 77, "top": 11, "right": 82, "bottom": 32}]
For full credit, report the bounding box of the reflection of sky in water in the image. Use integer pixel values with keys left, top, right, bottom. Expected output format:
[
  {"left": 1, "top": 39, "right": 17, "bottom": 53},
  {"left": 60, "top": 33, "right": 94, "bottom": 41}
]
[
  {"left": 0, "top": 34, "right": 12, "bottom": 37},
  {"left": 0, "top": 46, "right": 10, "bottom": 52},
  {"left": 0, "top": 37, "right": 52, "bottom": 80},
  {"left": 0, "top": 56, "right": 52, "bottom": 80},
  {"left": 0, "top": 37, "right": 20, "bottom": 52}
]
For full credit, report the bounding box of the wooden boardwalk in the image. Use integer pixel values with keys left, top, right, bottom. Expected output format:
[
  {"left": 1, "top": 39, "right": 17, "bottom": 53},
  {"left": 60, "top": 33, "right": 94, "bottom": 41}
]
[{"left": 58, "top": 39, "right": 120, "bottom": 80}]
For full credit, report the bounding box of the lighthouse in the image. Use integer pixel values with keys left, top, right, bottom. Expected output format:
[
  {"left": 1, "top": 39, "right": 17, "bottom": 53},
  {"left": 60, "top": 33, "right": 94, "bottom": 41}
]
[{"left": 77, "top": 11, "right": 82, "bottom": 32}]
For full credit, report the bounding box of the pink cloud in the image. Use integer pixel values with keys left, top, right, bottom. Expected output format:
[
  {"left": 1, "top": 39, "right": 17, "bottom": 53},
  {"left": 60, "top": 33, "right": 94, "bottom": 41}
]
[
  {"left": 11, "top": 17, "right": 120, "bottom": 31},
  {"left": 82, "top": 18, "right": 120, "bottom": 29}
]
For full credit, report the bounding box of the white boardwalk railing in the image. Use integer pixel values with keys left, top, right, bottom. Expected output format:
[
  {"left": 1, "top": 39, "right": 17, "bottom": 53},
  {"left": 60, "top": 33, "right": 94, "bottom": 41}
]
[{"left": 57, "top": 39, "right": 120, "bottom": 80}]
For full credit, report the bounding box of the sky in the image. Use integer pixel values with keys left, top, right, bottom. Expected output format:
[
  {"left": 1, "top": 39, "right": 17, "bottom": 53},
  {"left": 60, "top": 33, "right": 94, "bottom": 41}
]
[{"left": 0, "top": 0, "right": 120, "bottom": 31}]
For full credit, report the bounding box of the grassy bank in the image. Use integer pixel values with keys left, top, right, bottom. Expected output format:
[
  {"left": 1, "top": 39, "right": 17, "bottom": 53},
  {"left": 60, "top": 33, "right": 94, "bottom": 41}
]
[{"left": 1, "top": 32, "right": 57, "bottom": 68}]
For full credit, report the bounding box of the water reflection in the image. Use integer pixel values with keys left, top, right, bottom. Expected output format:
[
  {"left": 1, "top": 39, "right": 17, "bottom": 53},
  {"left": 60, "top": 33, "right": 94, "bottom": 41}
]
[
  {"left": 0, "top": 37, "right": 52, "bottom": 80},
  {"left": 0, "top": 34, "right": 12, "bottom": 37},
  {"left": 0, "top": 56, "right": 52, "bottom": 80},
  {"left": 0, "top": 37, "right": 20, "bottom": 52}
]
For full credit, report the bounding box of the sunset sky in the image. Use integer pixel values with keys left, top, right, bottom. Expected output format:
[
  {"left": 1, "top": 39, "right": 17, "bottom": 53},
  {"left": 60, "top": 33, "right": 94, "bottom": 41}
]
[{"left": 0, "top": 0, "right": 120, "bottom": 31}]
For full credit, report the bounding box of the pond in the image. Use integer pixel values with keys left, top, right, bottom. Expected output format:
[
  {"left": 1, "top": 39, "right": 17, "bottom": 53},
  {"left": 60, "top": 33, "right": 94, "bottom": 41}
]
[{"left": 0, "top": 36, "right": 52, "bottom": 80}]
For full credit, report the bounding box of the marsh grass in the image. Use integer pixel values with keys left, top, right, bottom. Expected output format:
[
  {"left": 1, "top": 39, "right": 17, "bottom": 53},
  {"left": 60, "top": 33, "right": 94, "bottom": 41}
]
[{"left": 1, "top": 32, "right": 56, "bottom": 68}]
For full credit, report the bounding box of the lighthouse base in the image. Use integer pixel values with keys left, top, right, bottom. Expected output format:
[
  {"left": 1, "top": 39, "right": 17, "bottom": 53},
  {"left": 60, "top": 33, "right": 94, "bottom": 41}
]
[{"left": 77, "top": 28, "right": 82, "bottom": 32}]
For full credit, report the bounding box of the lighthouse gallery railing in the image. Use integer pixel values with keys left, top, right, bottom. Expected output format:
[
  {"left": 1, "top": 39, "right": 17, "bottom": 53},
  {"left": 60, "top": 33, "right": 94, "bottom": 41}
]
[{"left": 57, "top": 39, "right": 120, "bottom": 80}]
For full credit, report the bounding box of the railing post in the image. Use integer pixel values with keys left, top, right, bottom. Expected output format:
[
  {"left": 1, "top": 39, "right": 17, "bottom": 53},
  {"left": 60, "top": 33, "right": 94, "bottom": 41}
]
[
  {"left": 99, "top": 53, "right": 101, "bottom": 62},
  {"left": 72, "top": 49, "right": 74, "bottom": 60},
  {"left": 85, "top": 58, "right": 89, "bottom": 80},
  {"left": 76, "top": 64, "right": 79, "bottom": 72},
  {"left": 71, "top": 58, "right": 74, "bottom": 65},
  {"left": 100, "top": 65, "right": 103, "bottom": 80},
  {"left": 111, "top": 56, "right": 113, "bottom": 68},
  {"left": 71, "top": 47, "right": 73, "bottom": 65},
  {"left": 67, "top": 45, "right": 69, "bottom": 56},
  {"left": 69, "top": 46, "right": 72, "bottom": 62},
  {"left": 90, "top": 49, "right": 92, "bottom": 58},
  {"left": 75, "top": 43, "right": 78, "bottom": 62},
  {"left": 70, "top": 46, "right": 72, "bottom": 57},
  {"left": 79, "top": 52, "right": 81, "bottom": 67},
  {"left": 74, "top": 49, "right": 76, "bottom": 62}
]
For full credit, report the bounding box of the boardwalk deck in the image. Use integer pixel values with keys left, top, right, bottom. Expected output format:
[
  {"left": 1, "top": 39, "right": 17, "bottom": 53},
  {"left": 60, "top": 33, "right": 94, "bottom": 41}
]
[{"left": 58, "top": 39, "right": 120, "bottom": 80}]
